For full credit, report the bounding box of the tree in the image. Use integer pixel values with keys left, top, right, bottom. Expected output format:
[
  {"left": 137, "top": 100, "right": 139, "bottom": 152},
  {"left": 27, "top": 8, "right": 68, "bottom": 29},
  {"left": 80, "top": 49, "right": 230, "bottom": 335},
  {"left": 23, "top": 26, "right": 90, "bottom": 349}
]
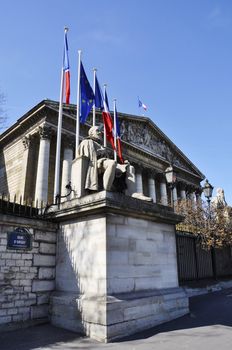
[{"left": 175, "top": 199, "right": 232, "bottom": 250}]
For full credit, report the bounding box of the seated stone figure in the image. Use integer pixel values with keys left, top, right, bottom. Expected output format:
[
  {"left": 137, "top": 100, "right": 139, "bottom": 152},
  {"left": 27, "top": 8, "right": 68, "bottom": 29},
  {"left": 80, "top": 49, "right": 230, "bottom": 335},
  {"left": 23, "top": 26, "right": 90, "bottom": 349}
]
[
  {"left": 77, "top": 126, "right": 117, "bottom": 191},
  {"left": 76, "top": 125, "right": 152, "bottom": 201}
]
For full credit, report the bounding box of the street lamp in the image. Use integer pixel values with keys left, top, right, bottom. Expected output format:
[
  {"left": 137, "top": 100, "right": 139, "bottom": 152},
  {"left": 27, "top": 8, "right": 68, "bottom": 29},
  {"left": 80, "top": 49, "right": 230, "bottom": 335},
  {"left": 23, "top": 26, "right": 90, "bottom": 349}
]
[
  {"left": 203, "top": 179, "right": 214, "bottom": 208},
  {"left": 165, "top": 165, "right": 176, "bottom": 206},
  {"left": 203, "top": 179, "right": 216, "bottom": 279}
]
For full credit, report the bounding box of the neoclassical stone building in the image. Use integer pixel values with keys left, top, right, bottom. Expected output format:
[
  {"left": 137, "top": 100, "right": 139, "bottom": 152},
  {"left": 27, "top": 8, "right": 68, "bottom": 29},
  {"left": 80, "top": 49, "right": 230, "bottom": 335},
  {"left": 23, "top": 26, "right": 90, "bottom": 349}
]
[{"left": 0, "top": 99, "right": 204, "bottom": 205}]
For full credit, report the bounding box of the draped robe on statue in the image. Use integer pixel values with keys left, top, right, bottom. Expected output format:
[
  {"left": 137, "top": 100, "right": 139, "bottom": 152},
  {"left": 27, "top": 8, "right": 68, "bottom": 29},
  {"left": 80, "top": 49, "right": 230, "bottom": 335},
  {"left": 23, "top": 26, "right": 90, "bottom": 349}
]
[{"left": 77, "top": 138, "right": 108, "bottom": 191}]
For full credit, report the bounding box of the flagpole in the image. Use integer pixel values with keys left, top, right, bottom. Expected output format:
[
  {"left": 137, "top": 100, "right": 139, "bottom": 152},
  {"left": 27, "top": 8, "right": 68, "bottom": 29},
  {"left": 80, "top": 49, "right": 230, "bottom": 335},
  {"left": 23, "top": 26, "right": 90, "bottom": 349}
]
[
  {"left": 113, "top": 99, "right": 117, "bottom": 161},
  {"left": 103, "top": 83, "right": 107, "bottom": 147},
  {"left": 93, "top": 68, "right": 97, "bottom": 126},
  {"left": 137, "top": 96, "right": 140, "bottom": 116},
  {"left": 75, "top": 50, "right": 82, "bottom": 155},
  {"left": 54, "top": 27, "right": 68, "bottom": 203}
]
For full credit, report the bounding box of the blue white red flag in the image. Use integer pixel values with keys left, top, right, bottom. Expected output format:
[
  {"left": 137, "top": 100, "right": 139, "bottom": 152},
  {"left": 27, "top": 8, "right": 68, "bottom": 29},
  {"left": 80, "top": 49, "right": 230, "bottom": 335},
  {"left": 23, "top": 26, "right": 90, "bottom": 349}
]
[
  {"left": 63, "top": 31, "right": 70, "bottom": 104},
  {"left": 115, "top": 105, "right": 124, "bottom": 163},
  {"left": 138, "top": 98, "right": 147, "bottom": 111},
  {"left": 102, "top": 92, "right": 115, "bottom": 150},
  {"left": 80, "top": 62, "right": 95, "bottom": 124}
]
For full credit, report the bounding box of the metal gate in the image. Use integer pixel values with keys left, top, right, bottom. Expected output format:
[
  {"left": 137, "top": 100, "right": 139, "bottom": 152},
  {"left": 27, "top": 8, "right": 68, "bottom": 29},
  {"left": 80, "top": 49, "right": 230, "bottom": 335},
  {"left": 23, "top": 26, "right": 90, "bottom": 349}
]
[{"left": 176, "top": 231, "right": 232, "bottom": 283}]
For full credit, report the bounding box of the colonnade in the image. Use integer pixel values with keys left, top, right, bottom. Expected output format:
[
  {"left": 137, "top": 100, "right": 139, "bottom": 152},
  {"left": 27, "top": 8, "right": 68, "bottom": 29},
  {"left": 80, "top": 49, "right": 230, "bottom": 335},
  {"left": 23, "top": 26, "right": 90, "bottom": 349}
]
[
  {"left": 134, "top": 168, "right": 199, "bottom": 206},
  {"left": 30, "top": 126, "right": 74, "bottom": 204},
  {"left": 25, "top": 125, "right": 201, "bottom": 206}
]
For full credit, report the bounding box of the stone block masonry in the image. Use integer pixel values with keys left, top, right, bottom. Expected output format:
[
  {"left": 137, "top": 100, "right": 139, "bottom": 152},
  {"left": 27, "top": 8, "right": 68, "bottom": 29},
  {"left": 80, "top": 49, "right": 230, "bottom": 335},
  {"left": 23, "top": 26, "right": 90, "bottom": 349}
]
[
  {"left": 0, "top": 214, "right": 57, "bottom": 331},
  {"left": 51, "top": 191, "right": 188, "bottom": 342}
]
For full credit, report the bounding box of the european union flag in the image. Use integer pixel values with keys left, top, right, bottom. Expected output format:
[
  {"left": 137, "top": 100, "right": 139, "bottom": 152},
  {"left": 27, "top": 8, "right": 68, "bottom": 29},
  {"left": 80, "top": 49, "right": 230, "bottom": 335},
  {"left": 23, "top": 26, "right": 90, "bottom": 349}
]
[
  {"left": 95, "top": 75, "right": 104, "bottom": 110},
  {"left": 80, "top": 62, "right": 95, "bottom": 124}
]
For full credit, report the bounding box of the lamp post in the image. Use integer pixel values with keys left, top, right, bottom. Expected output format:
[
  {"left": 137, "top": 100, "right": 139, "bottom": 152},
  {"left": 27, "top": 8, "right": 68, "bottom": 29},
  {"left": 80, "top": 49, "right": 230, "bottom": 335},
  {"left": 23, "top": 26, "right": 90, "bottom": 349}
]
[
  {"left": 203, "top": 179, "right": 214, "bottom": 210},
  {"left": 165, "top": 165, "right": 176, "bottom": 207},
  {"left": 203, "top": 179, "right": 216, "bottom": 279}
]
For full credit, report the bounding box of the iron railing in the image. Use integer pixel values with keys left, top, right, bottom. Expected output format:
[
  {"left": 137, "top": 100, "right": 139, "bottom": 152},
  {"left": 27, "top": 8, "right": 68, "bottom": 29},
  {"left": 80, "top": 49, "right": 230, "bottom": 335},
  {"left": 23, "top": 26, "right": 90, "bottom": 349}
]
[
  {"left": 0, "top": 193, "right": 42, "bottom": 218},
  {"left": 176, "top": 231, "right": 232, "bottom": 283}
]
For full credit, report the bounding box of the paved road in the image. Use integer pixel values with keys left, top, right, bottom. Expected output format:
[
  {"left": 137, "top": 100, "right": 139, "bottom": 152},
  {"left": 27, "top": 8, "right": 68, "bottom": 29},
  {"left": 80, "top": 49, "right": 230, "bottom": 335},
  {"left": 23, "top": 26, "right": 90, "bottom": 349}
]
[{"left": 1, "top": 288, "right": 232, "bottom": 350}]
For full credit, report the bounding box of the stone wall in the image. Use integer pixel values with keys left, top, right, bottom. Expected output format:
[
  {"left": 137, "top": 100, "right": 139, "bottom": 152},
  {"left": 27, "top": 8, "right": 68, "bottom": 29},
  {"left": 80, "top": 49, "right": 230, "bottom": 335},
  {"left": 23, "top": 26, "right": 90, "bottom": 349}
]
[
  {"left": 0, "top": 214, "right": 57, "bottom": 331},
  {"left": 55, "top": 213, "right": 179, "bottom": 298},
  {"left": 0, "top": 151, "right": 8, "bottom": 194},
  {"left": 106, "top": 215, "right": 179, "bottom": 294},
  {"left": 51, "top": 192, "right": 188, "bottom": 342},
  {"left": 55, "top": 215, "right": 106, "bottom": 296},
  {"left": 0, "top": 140, "right": 24, "bottom": 196}
]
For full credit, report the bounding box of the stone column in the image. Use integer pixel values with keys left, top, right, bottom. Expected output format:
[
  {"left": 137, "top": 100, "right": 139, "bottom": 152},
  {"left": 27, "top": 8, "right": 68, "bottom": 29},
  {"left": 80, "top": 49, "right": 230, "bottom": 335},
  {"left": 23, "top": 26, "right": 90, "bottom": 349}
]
[
  {"left": 160, "top": 181, "right": 168, "bottom": 206},
  {"left": 195, "top": 189, "right": 202, "bottom": 206},
  {"left": 35, "top": 126, "right": 52, "bottom": 204},
  {"left": 135, "top": 167, "right": 143, "bottom": 194},
  {"left": 172, "top": 185, "right": 178, "bottom": 203},
  {"left": 148, "top": 172, "right": 156, "bottom": 203},
  {"left": 61, "top": 137, "right": 74, "bottom": 197},
  {"left": 180, "top": 185, "right": 187, "bottom": 200},
  {"left": 125, "top": 164, "right": 136, "bottom": 196},
  {"left": 189, "top": 191, "right": 196, "bottom": 202}
]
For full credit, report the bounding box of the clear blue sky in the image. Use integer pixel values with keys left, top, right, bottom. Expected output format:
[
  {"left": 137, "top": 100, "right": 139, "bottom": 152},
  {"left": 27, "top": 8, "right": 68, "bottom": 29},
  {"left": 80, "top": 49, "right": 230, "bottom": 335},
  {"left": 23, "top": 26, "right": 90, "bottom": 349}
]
[{"left": 1, "top": 0, "right": 232, "bottom": 204}]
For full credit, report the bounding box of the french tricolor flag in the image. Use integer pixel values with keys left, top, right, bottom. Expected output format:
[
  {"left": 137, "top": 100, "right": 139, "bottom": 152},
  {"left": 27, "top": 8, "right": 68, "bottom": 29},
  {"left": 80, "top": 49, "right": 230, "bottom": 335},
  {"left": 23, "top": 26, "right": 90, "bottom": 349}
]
[
  {"left": 114, "top": 104, "right": 124, "bottom": 164},
  {"left": 102, "top": 95, "right": 115, "bottom": 151},
  {"left": 138, "top": 98, "right": 147, "bottom": 111},
  {"left": 63, "top": 29, "right": 70, "bottom": 104}
]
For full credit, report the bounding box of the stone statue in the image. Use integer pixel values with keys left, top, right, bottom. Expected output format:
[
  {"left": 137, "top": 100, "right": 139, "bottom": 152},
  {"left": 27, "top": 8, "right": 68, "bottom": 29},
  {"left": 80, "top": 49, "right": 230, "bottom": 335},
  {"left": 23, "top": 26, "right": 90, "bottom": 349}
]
[
  {"left": 212, "top": 188, "right": 227, "bottom": 208},
  {"left": 77, "top": 126, "right": 116, "bottom": 191},
  {"left": 76, "top": 125, "right": 152, "bottom": 201}
]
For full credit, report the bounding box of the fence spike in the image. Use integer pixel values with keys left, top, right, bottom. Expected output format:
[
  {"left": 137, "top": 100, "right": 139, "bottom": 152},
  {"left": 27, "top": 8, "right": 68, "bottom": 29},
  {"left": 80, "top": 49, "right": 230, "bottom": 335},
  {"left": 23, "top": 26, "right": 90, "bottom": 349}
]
[
  {"left": 13, "top": 194, "right": 16, "bottom": 213},
  {"left": 30, "top": 199, "right": 33, "bottom": 216}
]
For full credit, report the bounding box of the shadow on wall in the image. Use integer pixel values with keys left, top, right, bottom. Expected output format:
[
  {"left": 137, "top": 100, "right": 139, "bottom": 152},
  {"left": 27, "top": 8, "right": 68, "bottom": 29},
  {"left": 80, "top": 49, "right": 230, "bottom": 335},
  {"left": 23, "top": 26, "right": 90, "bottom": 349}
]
[
  {"left": 54, "top": 215, "right": 106, "bottom": 335},
  {"left": 0, "top": 149, "right": 9, "bottom": 195}
]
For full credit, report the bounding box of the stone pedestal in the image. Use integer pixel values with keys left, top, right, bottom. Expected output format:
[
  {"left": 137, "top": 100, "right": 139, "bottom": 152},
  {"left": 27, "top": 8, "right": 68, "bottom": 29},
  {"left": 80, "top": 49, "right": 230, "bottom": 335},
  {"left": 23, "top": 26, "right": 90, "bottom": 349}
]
[
  {"left": 71, "top": 155, "right": 89, "bottom": 198},
  {"left": 50, "top": 191, "right": 188, "bottom": 342}
]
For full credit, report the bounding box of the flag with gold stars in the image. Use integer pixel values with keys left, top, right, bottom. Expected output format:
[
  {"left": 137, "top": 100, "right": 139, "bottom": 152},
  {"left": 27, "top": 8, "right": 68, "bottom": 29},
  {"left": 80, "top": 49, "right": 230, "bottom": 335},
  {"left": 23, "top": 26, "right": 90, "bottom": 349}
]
[{"left": 80, "top": 62, "right": 95, "bottom": 124}]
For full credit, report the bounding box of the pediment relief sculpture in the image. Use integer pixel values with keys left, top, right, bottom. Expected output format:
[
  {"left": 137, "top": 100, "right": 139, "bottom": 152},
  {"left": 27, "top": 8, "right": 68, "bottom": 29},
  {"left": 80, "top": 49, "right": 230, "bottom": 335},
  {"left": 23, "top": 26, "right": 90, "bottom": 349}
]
[{"left": 120, "top": 120, "right": 191, "bottom": 172}]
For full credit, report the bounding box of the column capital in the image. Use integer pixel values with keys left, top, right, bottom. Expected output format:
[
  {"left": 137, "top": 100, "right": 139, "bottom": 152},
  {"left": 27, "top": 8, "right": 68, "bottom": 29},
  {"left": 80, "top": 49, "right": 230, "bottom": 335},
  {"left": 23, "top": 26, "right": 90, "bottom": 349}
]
[
  {"left": 38, "top": 125, "right": 53, "bottom": 140},
  {"left": 134, "top": 164, "right": 143, "bottom": 174},
  {"left": 146, "top": 168, "right": 158, "bottom": 178},
  {"left": 22, "top": 135, "right": 32, "bottom": 150},
  {"left": 156, "top": 172, "right": 166, "bottom": 182},
  {"left": 195, "top": 187, "right": 203, "bottom": 196},
  {"left": 178, "top": 181, "right": 188, "bottom": 191},
  {"left": 62, "top": 134, "right": 75, "bottom": 149}
]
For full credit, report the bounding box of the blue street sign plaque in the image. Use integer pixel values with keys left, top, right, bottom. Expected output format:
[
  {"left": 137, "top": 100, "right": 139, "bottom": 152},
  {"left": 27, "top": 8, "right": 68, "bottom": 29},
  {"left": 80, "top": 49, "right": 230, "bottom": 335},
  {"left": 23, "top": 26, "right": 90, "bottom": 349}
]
[{"left": 7, "top": 227, "right": 32, "bottom": 250}]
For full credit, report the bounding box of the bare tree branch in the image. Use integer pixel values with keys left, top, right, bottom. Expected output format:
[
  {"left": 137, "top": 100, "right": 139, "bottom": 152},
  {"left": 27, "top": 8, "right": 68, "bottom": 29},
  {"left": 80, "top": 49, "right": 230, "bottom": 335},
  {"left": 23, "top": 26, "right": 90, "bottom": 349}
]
[{"left": 175, "top": 199, "right": 232, "bottom": 250}]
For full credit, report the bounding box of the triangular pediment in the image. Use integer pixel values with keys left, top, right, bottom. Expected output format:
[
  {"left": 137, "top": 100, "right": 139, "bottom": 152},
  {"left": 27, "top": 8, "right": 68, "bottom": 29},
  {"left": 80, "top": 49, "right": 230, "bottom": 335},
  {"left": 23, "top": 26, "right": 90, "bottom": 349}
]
[
  {"left": 0, "top": 99, "right": 204, "bottom": 181},
  {"left": 119, "top": 116, "right": 204, "bottom": 179}
]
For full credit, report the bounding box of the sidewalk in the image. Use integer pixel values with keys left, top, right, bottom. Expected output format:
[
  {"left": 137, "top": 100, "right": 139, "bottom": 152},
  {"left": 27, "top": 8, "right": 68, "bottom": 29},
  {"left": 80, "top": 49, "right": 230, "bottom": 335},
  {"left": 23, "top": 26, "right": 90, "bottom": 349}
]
[
  {"left": 183, "top": 278, "right": 232, "bottom": 297},
  {"left": 1, "top": 287, "right": 232, "bottom": 350}
]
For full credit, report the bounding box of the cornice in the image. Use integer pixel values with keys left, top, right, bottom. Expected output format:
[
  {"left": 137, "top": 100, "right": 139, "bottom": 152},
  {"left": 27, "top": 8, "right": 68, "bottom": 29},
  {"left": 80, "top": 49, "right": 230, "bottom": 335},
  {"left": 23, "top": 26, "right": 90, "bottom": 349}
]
[
  {"left": 46, "top": 190, "right": 184, "bottom": 225},
  {"left": 0, "top": 99, "right": 204, "bottom": 185}
]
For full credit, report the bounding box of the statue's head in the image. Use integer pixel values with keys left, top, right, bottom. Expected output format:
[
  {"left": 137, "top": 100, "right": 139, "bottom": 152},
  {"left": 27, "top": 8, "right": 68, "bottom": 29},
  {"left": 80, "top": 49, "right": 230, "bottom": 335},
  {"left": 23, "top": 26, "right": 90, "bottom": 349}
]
[{"left": 88, "top": 125, "right": 103, "bottom": 141}]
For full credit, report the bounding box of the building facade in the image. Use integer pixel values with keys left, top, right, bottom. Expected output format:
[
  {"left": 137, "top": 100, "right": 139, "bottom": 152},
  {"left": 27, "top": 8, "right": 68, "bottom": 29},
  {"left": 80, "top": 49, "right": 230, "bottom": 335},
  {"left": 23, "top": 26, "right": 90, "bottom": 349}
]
[
  {"left": 0, "top": 99, "right": 204, "bottom": 205},
  {"left": 0, "top": 100, "right": 206, "bottom": 340}
]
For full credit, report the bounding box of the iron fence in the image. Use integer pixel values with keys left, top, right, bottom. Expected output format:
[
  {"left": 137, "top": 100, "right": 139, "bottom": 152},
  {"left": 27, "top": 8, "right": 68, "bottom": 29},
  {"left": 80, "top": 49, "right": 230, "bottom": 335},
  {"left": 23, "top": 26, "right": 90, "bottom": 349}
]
[
  {"left": 0, "top": 194, "right": 40, "bottom": 218},
  {"left": 176, "top": 230, "right": 232, "bottom": 283}
]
